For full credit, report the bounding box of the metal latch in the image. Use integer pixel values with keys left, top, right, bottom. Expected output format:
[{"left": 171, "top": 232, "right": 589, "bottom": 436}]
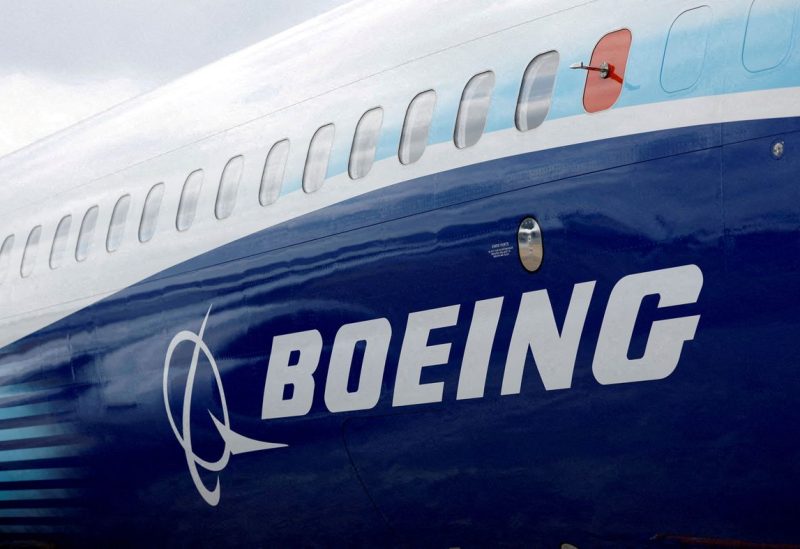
[{"left": 570, "top": 61, "right": 611, "bottom": 79}]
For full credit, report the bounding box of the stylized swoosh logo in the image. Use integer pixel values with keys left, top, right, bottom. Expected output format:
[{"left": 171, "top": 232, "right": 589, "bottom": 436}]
[{"left": 162, "top": 306, "right": 286, "bottom": 506}]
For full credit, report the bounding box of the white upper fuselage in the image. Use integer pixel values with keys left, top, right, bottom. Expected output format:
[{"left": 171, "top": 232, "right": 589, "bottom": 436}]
[{"left": 0, "top": 0, "right": 798, "bottom": 351}]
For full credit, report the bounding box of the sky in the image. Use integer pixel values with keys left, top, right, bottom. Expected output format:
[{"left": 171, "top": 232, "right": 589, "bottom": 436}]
[{"left": 0, "top": 0, "right": 351, "bottom": 157}]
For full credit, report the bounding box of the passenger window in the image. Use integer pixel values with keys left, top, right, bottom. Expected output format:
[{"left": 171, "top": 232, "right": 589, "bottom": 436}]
[
  {"left": 76, "top": 206, "right": 99, "bottom": 262},
  {"left": 177, "top": 170, "right": 205, "bottom": 231},
  {"left": 454, "top": 71, "right": 495, "bottom": 149},
  {"left": 260, "top": 140, "right": 290, "bottom": 206},
  {"left": 50, "top": 215, "right": 72, "bottom": 269},
  {"left": 661, "top": 8, "right": 711, "bottom": 92},
  {"left": 0, "top": 235, "right": 13, "bottom": 282},
  {"left": 349, "top": 107, "right": 384, "bottom": 179},
  {"left": 743, "top": 0, "right": 795, "bottom": 72},
  {"left": 215, "top": 156, "right": 244, "bottom": 220},
  {"left": 303, "top": 124, "right": 335, "bottom": 194},
  {"left": 20, "top": 225, "right": 42, "bottom": 278},
  {"left": 399, "top": 90, "right": 437, "bottom": 165},
  {"left": 139, "top": 183, "right": 165, "bottom": 243},
  {"left": 516, "top": 51, "right": 559, "bottom": 131},
  {"left": 106, "top": 194, "right": 131, "bottom": 252}
]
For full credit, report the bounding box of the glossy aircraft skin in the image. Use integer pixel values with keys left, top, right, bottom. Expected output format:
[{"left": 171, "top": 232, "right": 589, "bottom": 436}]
[{"left": 0, "top": 0, "right": 799, "bottom": 547}]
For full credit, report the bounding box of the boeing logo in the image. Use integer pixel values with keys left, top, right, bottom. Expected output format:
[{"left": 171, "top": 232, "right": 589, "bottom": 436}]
[
  {"left": 162, "top": 306, "right": 286, "bottom": 506},
  {"left": 164, "top": 264, "right": 703, "bottom": 505}
]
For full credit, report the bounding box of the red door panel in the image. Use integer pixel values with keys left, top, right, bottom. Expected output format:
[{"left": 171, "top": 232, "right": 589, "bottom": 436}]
[{"left": 583, "top": 28, "right": 632, "bottom": 113}]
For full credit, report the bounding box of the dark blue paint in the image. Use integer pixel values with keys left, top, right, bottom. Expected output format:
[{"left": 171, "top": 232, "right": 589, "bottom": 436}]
[{"left": 0, "top": 118, "right": 798, "bottom": 547}]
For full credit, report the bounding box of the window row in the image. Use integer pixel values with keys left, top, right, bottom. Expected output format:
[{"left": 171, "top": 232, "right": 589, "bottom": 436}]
[
  {"left": 303, "top": 50, "right": 559, "bottom": 190},
  {"left": 1, "top": 50, "right": 561, "bottom": 282}
]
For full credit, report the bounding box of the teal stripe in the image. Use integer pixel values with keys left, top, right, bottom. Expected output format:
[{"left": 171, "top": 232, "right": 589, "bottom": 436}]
[
  {"left": 0, "top": 423, "right": 73, "bottom": 442},
  {"left": 0, "top": 507, "right": 80, "bottom": 518},
  {"left": 0, "top": 423, "right": 75, "bottom": 442},
  {"left": 0, "top": 402, "right": 69, "bottom": 421},
  {"left": 0, "top": 488, "right": 78, "bottom": 501},
  {"left": 0, "top": 525, "right": 77, "bottom": 534},
  {"left": 0, "top": 384, "right": 55, "bottom": 398},
  {"left": 0, "top": 385, "right": 29, "bottom": 398},
  {"left": 0, "top": 444, "right": 84, "bottom": 463},
  {"left": 0, "top": 468, "right": 84, "bottom": 482}
]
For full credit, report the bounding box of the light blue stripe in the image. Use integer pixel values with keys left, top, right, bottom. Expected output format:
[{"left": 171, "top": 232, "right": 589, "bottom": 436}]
[
  {"left": 0, "top": 507, "right": 80, "bottom": 518},
  {"left": 277, "top": 0, "right": 800, "bottom": 198},
  {"left": 0, "top": 423, "right": 72, "bottom": 443},
  {"left": 0, "top": 385, "right": 29, "bottom": 398},
  {"left": 0, "top": 384, "right": 54, "bottom": 398},
  {"left": 0, "top": 402, "right": 69, "bottom": 421},
  {"left": 0, "top": 488, "right": 78, "bottom": 501},
  {"left": 0, "top": 444, "right": 84, "bottom": 463},
  {"left": 0, "top": 525, "right": 77, "bottom": 534},
  {"left": 0, "top": 468, "right": 84, "bottom": 482}
]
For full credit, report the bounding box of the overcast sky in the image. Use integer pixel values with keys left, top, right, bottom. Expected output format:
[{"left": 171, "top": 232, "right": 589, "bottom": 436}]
[{"left": 0, "top": 0, "right": 350, "bottom": 157}]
